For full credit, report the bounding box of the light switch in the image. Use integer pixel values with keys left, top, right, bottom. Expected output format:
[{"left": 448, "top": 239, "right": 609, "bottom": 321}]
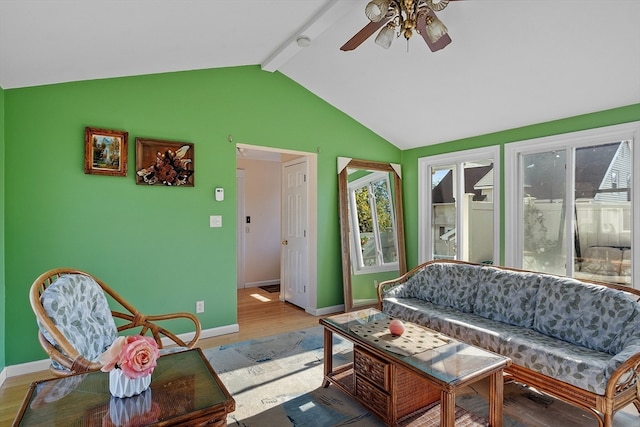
[{"left": 209, "top": 215, "right": 222, "bottom": 228}]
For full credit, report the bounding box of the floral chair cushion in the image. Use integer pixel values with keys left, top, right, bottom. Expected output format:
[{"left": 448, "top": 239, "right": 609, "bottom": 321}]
[{"left": 39, "top": 274, "right": 118, "bottom": 370}]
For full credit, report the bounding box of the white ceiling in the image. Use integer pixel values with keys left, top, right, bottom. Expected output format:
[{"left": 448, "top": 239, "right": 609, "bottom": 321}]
[{"left": 1, "top": 0, "right": 639, "bottom": 150}]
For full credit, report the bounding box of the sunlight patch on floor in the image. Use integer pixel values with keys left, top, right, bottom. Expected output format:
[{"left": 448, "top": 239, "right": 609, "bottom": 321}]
[{"left": 250, "top": 293, "right": 271, "bottom": 302}]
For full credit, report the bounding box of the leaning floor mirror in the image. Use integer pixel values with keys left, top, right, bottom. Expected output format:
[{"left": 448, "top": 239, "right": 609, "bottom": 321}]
[{"left": 338, "top": 157, "right": 407, "bottom": 312}]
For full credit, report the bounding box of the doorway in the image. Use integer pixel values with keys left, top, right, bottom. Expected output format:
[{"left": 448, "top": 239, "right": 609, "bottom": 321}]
[{"left": 236, "top": 144, "right": 317, "bottom": 312}]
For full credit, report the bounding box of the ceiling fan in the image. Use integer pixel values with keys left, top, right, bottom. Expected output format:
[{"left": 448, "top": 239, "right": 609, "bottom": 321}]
[{"left": 341, "top": 0, "right": 460, "bottom": 52}]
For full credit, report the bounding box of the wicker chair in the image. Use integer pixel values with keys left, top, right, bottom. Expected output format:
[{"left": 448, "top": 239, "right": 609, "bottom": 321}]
[{"left": 30, "top": 268, "right": 202, "bottom": 376}]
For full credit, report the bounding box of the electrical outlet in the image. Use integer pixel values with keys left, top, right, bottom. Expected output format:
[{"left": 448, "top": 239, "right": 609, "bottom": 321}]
[
  {"left": 196, "top": 300, "right": 205, "bottom": 313},
  {"left": 374, "top": 280, "right": 378, "bottom": 289}
]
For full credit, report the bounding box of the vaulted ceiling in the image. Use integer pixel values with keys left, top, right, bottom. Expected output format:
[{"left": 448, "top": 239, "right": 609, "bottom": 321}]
[{"left": 1, "top": 0, "right": 639, "bottom": 149}]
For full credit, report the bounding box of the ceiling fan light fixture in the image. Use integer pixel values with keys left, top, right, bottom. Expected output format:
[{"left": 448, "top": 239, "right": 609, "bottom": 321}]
[
  {"left": 365, "top": 0, "right": 390, "bottom": 22},
  {"left": 425, "top": 0, "right": 450, "bottom": 12},
  {"left": 375, "top": 24, "right": 395, "bottom": 49},
  {"left": 424, "top": 14, "right": 448, "bottom": 43}
]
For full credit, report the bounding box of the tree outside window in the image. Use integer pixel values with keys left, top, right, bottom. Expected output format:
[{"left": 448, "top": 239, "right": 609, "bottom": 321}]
[{"left": 349, "top": 171, "right": 398, "bottom": 272}]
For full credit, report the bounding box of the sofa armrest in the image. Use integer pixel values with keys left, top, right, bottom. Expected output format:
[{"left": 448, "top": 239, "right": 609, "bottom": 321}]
[
  {"left": 605, "top": 341, "right": 640, "bottom": 398},
  {"left": 376, "top": 276, "right": 409, "bottom": 309}
]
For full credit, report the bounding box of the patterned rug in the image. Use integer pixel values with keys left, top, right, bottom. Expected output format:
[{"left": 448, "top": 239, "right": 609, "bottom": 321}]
[
  {"left": 203, "top": 327, "right": 638, "bottom": 427},
  {"left": 258, "top": 284, "right": 280, "bottom": 293}
]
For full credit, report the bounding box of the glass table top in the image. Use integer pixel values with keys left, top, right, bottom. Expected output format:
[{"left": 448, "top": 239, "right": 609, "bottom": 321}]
[
  {"left": 321, "top": 308, "right": 510, "bottom": 386},
  {"left": 15, "top": 348, "right": 233, "bottom": 427}
]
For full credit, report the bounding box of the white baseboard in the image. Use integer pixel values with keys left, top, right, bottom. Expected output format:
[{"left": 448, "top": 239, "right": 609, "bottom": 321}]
[
  {"left": 2, "top": 358, "right": 51, "bottom": 382},
  {"left": 306, "top": 304, "right": 344, "bottom": 316},
  {"left": 0, "top": 324, "right": 241, "bottom": 386},
  {"left": 0, "top": 367, "right": 7, "bottom": 388}
]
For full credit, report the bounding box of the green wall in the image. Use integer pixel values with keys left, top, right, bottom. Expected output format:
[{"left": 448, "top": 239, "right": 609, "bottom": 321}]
[
  {"left": 400, "top": 104, "right": 640, "bottom": 269},
  {"left": 3, "top": 64, "right": 638, "bottom": 371},
  {"left": 4, "top": 66, "right": 400, "bottom": 366},
  {"left": 1, "top": 86, "right": 6, "bottom": 371}
]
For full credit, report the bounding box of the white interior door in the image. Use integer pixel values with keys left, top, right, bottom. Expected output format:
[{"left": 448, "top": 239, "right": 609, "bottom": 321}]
[{"left": 281, "top": 158, "right": 308, "bottom": 309}]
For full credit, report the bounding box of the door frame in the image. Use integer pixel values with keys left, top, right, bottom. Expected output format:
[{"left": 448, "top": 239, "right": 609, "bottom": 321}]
[
  {"left": 236, "top": 169, "right": 246, "bottom": 289},
  {"left": 235, "top": 143, "right": 318, "bottom": 313}
]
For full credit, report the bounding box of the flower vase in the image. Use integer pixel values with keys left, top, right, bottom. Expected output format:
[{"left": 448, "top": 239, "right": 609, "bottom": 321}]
[{"left": 109, "top": 369, "right": 151, "bottom": 398}]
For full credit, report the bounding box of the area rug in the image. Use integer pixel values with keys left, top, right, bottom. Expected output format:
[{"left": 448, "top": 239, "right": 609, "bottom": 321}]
[
  {"left": 258, "top": 284, "right": 280, "bottom": 293},
  {"left": 203, "top": 327, "right": 637, "bottom": 427}
]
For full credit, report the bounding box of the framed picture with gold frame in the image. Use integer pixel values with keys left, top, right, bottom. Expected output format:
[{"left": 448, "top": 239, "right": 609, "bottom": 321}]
[
  {"left": 135, "top": 138, "right": 194, "bottom": 186},
  {"left": 84, "top": 127, "right": 128, "bottom": 176}
]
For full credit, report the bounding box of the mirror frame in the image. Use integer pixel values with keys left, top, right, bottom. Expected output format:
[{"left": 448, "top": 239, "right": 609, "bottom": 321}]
[{"left": 338, "top": 158, "right": 407, "bottom": 312}]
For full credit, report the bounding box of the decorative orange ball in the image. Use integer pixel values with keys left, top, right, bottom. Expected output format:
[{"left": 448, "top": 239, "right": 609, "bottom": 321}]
[{"left": 389, "top": 319, "right": 405, "bottom": 336}]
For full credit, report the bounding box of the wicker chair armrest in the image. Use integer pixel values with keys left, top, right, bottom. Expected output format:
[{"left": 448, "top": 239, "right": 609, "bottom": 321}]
[
  {"left": 112, "top": 310, "right": 202, "bottom": 349},
  {"left": 37, "top": 331, "right": 101, "bottom": 375}
]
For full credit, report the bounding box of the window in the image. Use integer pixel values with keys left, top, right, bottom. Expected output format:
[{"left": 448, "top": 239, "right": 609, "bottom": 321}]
[
  {"left": 348, "top": 171, "right": 398, "bottom": 274},
  {"left": 418, "top": 146, "right": 500, "bottom": 264},
  {"left": 505, "top": 122, "right": 639, "bottom": 288}
]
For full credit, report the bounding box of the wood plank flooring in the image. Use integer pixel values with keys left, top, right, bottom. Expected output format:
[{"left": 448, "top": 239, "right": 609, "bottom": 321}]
[{"left": 0, "top": 287, "right": 331, "bottom": 427}]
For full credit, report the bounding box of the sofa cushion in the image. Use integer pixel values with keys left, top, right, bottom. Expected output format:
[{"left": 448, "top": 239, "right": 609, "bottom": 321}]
[
  {"left": 382, "top": 297, "right": 508, "bottom": 354},
  {"left": 412, "top": 262, "right": 480, "bottom": 313},
  {"left": 386, "top": 267, "right": 431, "bottom": 300},
  {"left": 533, "top": 276, "right": 638, "bottom": 354},
  {"left": 502, "top": 327, "right": 612, "bottom": 395},
  {"left": 384, "top": 295, "right": 614, "bottom": 394},
  {"left": 474, "top": 267, "right": 541, "bottom": 328},
  {"left": 609, "top": 302, "right": 640, "bottom": 355}
]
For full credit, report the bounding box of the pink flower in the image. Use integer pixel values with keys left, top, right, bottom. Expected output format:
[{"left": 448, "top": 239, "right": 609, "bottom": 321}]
[
  {"left": 99, "top": 336, "right": 126, "bottom": 372},
  {"left": 99, "top": 335, "right": 159, "bottom": 379},
  {"left": 119, "top": 336, "right": 159, "bottom": 379}
]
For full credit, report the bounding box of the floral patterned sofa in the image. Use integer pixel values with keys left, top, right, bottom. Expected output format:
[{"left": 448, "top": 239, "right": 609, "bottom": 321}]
[{"left": 377, "top": 260, "right": 640, "bottom": 427}]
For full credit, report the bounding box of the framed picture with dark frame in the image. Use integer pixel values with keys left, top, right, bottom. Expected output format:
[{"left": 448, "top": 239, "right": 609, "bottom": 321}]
[
  {"left": 135, "top": 138, "right": 194, "bottom": 187},
  {"left": 84, "top": 127, "right": 128, "bottom": 176}
]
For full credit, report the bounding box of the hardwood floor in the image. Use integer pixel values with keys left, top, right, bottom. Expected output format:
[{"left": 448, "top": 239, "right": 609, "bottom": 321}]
[{"left": 0, "top": 287, "right": 334, "bottom": 427}]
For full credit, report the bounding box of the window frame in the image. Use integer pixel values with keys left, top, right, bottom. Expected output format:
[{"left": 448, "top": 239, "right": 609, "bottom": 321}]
[
  {"left": 418, "top": 145, "right": 501, "bottom": 264},
  {"left": 504, "top": 121, "right": 639, "bottom": 288},
  {"left": 347, "top": 170, "right": 399, "bottom": 275}
]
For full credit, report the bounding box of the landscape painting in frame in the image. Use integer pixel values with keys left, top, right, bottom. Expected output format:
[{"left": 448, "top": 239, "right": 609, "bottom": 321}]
[
  {"left": 84, "top": 127, "right": 128, "bottom": 176},
  {"left": 135, "top": 138, "right": 194, "bottom": 187}
]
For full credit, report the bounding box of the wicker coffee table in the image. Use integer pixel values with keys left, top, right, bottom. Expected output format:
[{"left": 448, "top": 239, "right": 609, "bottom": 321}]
[{"left": 320, "top": 308, "right": 510, "bottom": 427}]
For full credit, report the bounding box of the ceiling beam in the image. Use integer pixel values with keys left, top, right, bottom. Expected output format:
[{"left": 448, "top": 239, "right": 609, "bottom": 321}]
[{"left": 261, "top": 0, "right": 359, "bottom": 72}]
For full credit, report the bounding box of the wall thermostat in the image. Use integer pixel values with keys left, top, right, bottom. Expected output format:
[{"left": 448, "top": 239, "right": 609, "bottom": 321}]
[{"left": 215, "top": 187, "right": 224, "bottom": 201}]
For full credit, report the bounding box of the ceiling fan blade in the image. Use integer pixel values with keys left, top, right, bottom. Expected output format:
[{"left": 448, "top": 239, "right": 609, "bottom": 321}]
[
  {"left": 340, "top": 16, "right": 392, "bottom": 51},
  {"left": 417, "top": 9, "right": 452, "bottom": 52}
]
